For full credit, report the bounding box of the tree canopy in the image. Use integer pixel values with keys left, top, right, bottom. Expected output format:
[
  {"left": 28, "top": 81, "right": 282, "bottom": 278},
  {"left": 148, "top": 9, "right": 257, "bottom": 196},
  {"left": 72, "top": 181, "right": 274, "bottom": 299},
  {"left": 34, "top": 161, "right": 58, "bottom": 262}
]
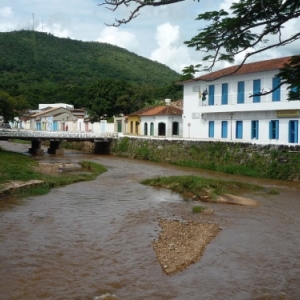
[{"left": 101, "top": 0, "right": 300, "bottom": 99}]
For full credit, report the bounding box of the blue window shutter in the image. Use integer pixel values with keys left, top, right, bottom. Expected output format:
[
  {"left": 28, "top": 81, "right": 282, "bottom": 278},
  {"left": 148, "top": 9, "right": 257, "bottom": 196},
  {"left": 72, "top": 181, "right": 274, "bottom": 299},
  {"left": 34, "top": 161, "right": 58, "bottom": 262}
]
[
  {"left": 289, "top": 121, "right": 292, "bottom": 143},
  {"left": 295, "top": 121, "right": 299, "bottom": 143},
  {"left": 236, "top": 121, "right": 243, "bottom": 139},
  {"left": 208, "top": 85, "right": 215, "bottom": 106},
  {"left": 272, "top": 77, "right": 281, "bottom": 101},
  {"left": 237, "top": 81, "right": 244, "bottom": 104},
  {"left": 276, "top": 120, "right": 279, "bottom": 139},
  {"left": 253, "top": 79, "right": 261, "bottom": 103},
  {"left": 222, "top": 121, "right": 228, "bottom": 138},
  {"left": 209, "top": 121, "right": 214, "bottom": 137},
  {"left": 269, "top": 121, "right": 272, "bottom": 139},
  {"left": 256, "top": 121, "right": 259, "bottom": 139},
  {"left": 222, "top": 83, "right": 228, "bottom": 105}
]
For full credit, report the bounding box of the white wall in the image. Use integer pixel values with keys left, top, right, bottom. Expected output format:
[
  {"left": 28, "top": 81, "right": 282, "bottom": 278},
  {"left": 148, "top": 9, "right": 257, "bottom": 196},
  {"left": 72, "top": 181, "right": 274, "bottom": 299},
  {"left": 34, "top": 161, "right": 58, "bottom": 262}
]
[
  {"left": 140, "top": 115, "right": 183, "bottom": 137},
  {"left": 183, "top": 69, "right": 300, "bottom": 145}
]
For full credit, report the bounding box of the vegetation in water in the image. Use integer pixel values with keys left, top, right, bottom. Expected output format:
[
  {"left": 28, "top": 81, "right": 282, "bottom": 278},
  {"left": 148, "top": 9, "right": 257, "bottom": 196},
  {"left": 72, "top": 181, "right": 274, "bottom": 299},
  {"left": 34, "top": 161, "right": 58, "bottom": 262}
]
[
  {"left": 192, "top": 206, "right": 206, "bottom": 213},
  {"left": 0, "top": 148, "right": 107, "bottom": 199},
  {"left": 141, "top": 175, "right": 263, "bottom": 201}
]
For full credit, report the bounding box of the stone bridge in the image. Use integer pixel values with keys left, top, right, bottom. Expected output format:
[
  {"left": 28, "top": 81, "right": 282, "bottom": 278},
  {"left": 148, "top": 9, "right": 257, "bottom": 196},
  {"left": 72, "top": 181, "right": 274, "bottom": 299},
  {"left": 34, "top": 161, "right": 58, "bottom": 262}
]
[{"left": 0, "top": 129, "right": 118, "bottom": 155}]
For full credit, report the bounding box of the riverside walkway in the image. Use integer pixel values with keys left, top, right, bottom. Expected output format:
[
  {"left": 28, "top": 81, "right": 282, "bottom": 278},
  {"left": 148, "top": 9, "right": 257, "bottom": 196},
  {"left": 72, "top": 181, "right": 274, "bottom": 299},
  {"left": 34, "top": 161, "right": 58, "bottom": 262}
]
[{"left": 0, "top": 129, "right": 118, "bottom": 155}]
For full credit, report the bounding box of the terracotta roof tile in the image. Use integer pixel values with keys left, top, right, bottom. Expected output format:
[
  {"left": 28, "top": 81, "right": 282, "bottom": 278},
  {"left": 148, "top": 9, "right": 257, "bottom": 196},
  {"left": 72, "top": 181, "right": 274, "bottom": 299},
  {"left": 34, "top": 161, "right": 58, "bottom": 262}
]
[
  {"left": 191, "top": 56, "right": 292, "bottom": 82},
  {"left": 140, "top": 105, "right": 182, "bottom": 116}
]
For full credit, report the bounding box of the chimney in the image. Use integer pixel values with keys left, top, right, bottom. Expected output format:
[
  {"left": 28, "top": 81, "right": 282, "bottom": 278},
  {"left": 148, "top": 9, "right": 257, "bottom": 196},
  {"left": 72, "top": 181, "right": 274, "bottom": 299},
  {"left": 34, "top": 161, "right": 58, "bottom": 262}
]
[{"left": 165, "top": 99, "right": 171, "bottom": 106}]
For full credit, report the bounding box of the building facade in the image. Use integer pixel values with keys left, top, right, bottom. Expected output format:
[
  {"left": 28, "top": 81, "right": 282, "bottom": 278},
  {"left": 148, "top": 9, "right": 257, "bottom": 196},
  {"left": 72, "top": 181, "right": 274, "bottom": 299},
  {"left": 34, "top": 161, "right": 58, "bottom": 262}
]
[{"left": 182, "top": 56, "right": 300, "bottom": 145}]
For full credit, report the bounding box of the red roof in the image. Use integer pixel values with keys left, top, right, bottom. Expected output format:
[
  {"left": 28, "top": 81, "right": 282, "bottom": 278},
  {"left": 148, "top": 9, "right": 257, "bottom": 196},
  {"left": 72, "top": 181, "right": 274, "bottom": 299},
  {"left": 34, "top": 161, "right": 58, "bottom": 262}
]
[
  {"left": 191, "top": 56, "right": 292, "bottom": 82},
  {"left": 140, "top": 105, "right": 182, "bottom": 116}
]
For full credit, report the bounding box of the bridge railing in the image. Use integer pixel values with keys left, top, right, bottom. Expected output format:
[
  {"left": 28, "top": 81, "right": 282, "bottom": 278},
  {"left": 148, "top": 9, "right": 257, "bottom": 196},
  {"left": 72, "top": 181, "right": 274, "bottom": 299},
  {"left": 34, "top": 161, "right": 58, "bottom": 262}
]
[{"left": 0, "top": 129, "right": 118, "bottom": 139}]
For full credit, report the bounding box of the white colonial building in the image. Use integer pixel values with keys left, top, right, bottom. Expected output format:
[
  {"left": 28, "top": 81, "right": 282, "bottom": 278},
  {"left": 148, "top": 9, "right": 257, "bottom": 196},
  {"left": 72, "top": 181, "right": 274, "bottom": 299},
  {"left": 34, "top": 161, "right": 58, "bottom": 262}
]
[{"left": 182, "top": 56, "right": 300, "bottom": 145}]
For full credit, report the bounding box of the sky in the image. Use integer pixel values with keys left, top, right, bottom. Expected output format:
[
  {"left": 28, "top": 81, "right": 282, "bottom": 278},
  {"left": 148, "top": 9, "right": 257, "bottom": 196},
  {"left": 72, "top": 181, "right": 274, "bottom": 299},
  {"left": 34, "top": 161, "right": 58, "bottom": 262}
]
[{"left": 0, "top": 0, "right": 299, "bottom": 76}]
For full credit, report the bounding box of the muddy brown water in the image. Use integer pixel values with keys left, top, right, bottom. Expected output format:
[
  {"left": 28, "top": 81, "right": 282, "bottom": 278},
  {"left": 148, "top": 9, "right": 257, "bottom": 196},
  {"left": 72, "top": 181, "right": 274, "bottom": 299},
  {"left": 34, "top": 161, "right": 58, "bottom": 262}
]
[{"left": 0, "top": 141, "right": 300, "bottom": 300}]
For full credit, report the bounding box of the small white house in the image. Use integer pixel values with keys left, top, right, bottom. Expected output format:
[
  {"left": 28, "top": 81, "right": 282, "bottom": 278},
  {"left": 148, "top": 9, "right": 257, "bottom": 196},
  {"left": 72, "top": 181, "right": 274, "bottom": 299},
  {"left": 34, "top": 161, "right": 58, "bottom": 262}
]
[
  {"left": 182, "top": 56, "right": 300, "bottom": 145},
  {"left": 139, "top": 100, "right": 183, "bottom": 137}
]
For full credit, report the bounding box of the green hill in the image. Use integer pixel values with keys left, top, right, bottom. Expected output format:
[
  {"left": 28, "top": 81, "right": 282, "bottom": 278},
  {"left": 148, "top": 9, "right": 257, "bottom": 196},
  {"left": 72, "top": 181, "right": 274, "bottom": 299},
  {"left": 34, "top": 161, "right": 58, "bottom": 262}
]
[{"left": 0, "top": 30, "right": 181, "bottom": 109}]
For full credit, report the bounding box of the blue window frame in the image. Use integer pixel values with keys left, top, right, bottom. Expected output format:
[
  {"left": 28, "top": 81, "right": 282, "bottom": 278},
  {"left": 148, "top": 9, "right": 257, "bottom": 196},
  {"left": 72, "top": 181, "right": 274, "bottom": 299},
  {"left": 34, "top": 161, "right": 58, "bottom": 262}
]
[
  {"left": 237, "top": 81, "right": 244, "bottom": 104},
  {"left": 222, "top": 83, "right": 228, "bottom": 105},
  {"left": 208, "top": 121, "right": 214, "bottom": 138},
  {"left": 272, "top": 77, "right": 281, "bottom": 101},
  {"left": 221, "top": 121, "right": 228, "bottom": 138},
  {"left": 269, "top": 120, "right": 279, "bottom": 140},
  {"left": 289, "top": 120, "right": 298, "bottom": 143},
  {"left": 251, "top": 120, "right": 259, "bottom": 139},
  {"left": 236, "top": 121, "right": 243, "bottom": 139},
  {"left": 53, "top": 121, "right": 58, "bottom": 131},
  {"left": 208, "top": 85, "right": 215, "bottom": 106},
  {"left": 253, "top": 79, "right": 261, "bottom": 103}
]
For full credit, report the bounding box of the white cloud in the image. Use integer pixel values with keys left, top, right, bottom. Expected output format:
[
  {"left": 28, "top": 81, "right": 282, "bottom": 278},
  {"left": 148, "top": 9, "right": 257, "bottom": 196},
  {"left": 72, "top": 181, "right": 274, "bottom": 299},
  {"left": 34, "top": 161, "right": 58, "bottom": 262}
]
[
  {"left": 36, "top": 22, "right": 71, "bottom": 38},
  {"left": 96, "top": 27, "right": 139, "bottom": 51},
  {"left": 0, "top": 6, "right": 13, "bottom": 17},
  {"left": 150, "top": 23, "right": 199, "bottom": 73}
]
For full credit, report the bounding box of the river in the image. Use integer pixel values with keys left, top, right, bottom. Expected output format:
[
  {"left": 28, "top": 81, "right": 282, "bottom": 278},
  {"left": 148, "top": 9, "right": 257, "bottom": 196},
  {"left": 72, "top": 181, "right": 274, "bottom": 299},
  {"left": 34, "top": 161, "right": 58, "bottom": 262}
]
[{"left": 0, "top": 141, "right": 300, "bottom": 300}]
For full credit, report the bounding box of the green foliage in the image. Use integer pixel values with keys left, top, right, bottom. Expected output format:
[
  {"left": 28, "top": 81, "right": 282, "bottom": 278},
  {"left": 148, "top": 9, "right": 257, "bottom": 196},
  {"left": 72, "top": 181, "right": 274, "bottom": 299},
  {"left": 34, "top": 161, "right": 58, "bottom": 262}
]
[
  {"left": 192, "top": 206, "right": 205, "bottom": 213},
  {"left": 141, "top": 175, "right": 262, "bottom": 201},
  {"left": 0, "top": 149, "right": 107, "bottom": 199},
  {"left": 183, "top": 0, "right": 300, "bottom": 96},
  {"left": 0, "top": 30, "right": 181, "bottom": 110},
  {"left": 117, "top": 137, "right": 130, "bottom": 152},
  {"left": 135, "top": 142, "right": 150, "bottom": 159}
]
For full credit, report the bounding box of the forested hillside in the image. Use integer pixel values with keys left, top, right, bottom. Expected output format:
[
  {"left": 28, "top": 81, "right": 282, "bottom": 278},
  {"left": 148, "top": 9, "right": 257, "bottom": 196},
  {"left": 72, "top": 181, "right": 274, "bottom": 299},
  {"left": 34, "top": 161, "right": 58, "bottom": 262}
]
[{"left": 0, "top": 30, "right": 181, "bottom": 116}]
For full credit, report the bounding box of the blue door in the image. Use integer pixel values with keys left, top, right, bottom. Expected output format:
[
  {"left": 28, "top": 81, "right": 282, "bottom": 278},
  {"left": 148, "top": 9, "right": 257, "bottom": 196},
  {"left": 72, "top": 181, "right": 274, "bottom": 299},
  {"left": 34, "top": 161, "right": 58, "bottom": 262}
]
[
  {"left": 289, "top": 120, "right": 298, "bottom": 143},
  {"left": 53, "top": 121, "right": 58, "bottom": 131},
  {"left": 253, "top": 79, "right": 261, "bottom": 103},
  {"left": 222, "top": 83, "right": 228, "bottom": 105},
  {"left": 208, "top": 121, "right": 214, "bottom": 138},
  {"left": 236, "top": 121, "right": 243, "bottom": 139},
  {"left": 221, "top": 121, "right": 228, "bottom": 138},
  {"left": 208, "top": 85, "right": 215, "bottom": 106}
]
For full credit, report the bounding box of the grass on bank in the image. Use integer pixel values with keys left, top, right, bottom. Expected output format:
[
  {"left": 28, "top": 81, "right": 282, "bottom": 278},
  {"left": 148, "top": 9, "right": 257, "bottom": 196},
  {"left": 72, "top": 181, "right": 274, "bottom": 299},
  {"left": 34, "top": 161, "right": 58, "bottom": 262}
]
[
  {"left": 0, "top": 148, "right": 107, "bottom": 198},
  {"left": 141, "top": 175, "right": 263, "bottom": 202}
]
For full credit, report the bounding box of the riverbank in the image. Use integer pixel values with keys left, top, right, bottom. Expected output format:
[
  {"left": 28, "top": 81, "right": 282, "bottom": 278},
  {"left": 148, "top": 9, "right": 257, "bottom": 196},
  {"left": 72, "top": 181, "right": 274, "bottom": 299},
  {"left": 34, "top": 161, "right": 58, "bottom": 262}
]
[
  {"left": 111, "top": 137, "right": 300, "bottom": 181},
  {"left": 0, "top": 144, "right": 107, "bottom": 199}
]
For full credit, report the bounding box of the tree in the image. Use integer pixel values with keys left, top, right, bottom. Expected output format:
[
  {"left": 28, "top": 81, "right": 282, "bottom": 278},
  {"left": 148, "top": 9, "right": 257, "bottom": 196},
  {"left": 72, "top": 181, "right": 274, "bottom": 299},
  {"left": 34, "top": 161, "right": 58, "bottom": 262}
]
[
  {"left": 0, "top": 90, "right": 29, "bottom": 122},
  {"left": 83, "top": 78, "right": 137, "bottom": 120},
  {"left": 101, "top": 0, "right": 300, "bottom": 99}
]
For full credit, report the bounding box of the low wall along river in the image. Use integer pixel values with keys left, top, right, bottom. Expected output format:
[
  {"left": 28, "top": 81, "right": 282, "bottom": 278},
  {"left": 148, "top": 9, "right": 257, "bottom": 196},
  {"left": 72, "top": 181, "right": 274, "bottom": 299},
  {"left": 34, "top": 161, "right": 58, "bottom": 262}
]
[{"left": 110, "top": 137, "right": 300, "bottom": 181}]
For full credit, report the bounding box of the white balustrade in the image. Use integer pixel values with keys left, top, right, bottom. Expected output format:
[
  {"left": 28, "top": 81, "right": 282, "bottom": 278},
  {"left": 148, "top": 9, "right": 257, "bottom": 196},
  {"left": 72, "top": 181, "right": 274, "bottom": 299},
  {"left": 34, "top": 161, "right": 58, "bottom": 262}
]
[{"left": 0, "top": 129, "right": 118, "bottom": 139}]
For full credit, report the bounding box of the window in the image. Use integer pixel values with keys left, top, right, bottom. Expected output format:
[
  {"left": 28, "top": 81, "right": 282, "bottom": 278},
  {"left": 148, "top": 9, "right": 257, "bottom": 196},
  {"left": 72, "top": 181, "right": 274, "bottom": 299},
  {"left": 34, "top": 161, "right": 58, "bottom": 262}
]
[
  {"left": 236, "top": 121, "right": 243, "bottom": 139},
  {"left": 269, "top": 120, "right": 279, "bottom": 139},
  {"left": 221, "top": 121, "right": 228, "bottom": 138},
  {"left": 237, "top": 81, "right": 244, "bottom": 104},
  {"left": 208, "top": 121, "right": 214, "bottom": 138},
  {"left": 208, "top": 85, "right": 215, "bottom": 106},
  {"left": 130, "top": 121, "right": 133, "bottom": 133},
  {"left": 222, "top": 83, "right": 228, "bottom": 105},
  {"left": 251, "top": 120, "right": 259, "bottom": 139},
  {"left": 253, "top": 79, "right": 261, "bottom": 103},
  {"left": 144, "top": 122, "right": 148, "bottom": 135},
  {"left": 289, "top": 120, "right": 298, "bottom": 143},
  {"left": 150, "top": 122, "right": 154, "bottom": 136},
  {"left": 172, "top": 121, "right": 179, "bottom": 135},
  {"left": 272, "top": 77, "right": 281, "bottom": 101},
  {"left": 117, "top": 120, "right": 122, "bottom": 133}
]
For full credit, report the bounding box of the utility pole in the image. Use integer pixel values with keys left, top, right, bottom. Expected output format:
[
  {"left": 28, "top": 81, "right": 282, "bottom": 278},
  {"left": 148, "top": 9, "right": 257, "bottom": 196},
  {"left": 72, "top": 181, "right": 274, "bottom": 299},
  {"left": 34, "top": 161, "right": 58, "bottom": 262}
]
[{"left": 32, "top": 13, "right": 34, "bottom": 31}]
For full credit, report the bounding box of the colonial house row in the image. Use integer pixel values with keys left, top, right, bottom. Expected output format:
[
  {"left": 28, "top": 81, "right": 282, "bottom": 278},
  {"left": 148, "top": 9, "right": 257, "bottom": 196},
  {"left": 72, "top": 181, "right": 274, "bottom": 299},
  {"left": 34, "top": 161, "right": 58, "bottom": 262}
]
[
  {"left": 182, "top": 56, "right": 300, "bottom": 145},
  {"left": 17, "top": 103, "right": 114, "bottom": 134},
  {"left": 114, "top": 99, "right": 183, "bottom": 138}
]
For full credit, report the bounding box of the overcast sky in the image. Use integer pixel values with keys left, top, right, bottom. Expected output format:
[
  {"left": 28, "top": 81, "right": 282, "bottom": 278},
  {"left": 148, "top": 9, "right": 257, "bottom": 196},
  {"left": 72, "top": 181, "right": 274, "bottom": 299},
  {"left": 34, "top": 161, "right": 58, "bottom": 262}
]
[{"left": 1, "top": 0, "right": 299, "bottom": 75}]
